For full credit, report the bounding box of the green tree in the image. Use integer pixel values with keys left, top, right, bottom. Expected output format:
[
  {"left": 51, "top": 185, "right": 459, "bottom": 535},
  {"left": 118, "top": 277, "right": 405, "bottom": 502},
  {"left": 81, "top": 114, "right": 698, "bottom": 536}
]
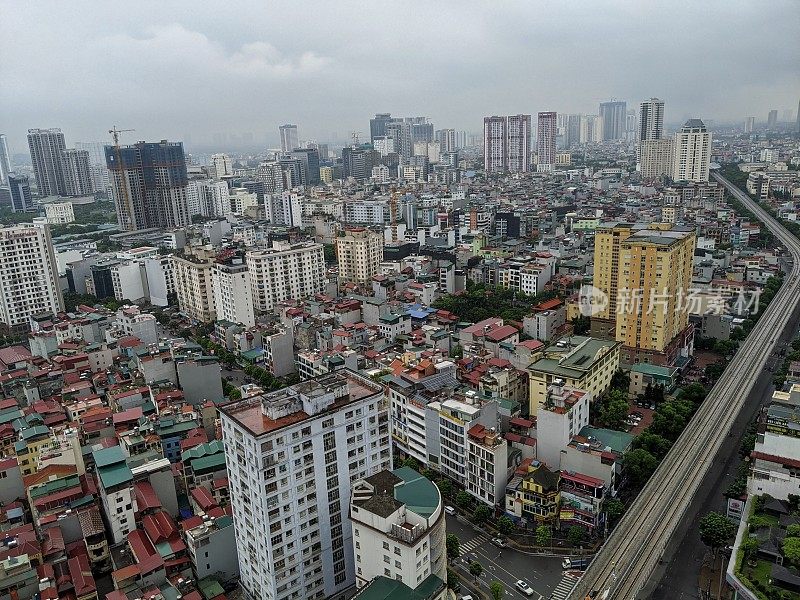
[
  {"left": 473, "top": 503, "right": 491, "bottom": 525},
  {"left": 446, "top": 567, "right": 460, "bottom": 590},
  {"left": 535, "top": 525, "right": 551, "bottom": 547},
  {"left": 469, "top": 561, "right": 483, "bottom": 581},
  {"left": 446, "top": 534, "right": 460, "bottom": 559},
  {"left": 449, "top": 344, "right": 463, "bottom": 359},
  {"left": 783, "top": 537, "right": 800, "bottom": 565},
  {"left": 624, "top": 448, "right": 659, "bottom": 487},
  {"left": 567, "top": 526, "right": 587, "bottom": 546},
  {"left": 605, "top": 498, "right": 624, "bottom": 522},
  {"left": 490, "top": 581, "right": 504, "bottom": 600},
  {"left": 456, "top": 491, "right": 473, "bottom": 509},
  {"left": 437, "top": 479, "right": 453, "bottom": 498},
  {"left": 497, "top": 516, "right": 515, "bottom": 536},
  {"left": 632, "top": 431, "right": 673, "bottom": 460},
  {"left": 787, "top": 524, "right": 800, "bottom": 538},
  {"left": 610, "top": 369, "right": 631, "bottom": 392},
  {"left": 714, "top": 339, "right": 738, "bottom": 357},
  {"left": 698, "top": 512, "right": 737, "bottom": 557},
  {"left": 600, "top": 389, "right": 630, "bottom": 430},
  {"left": 705, "top": 362, "right": 725, "bottom": 380},
  {"left": 571, "top": 315, "right": 590, "bottom": 335},
  {"left": 741, "top": 536, "right": 760, "bottom": 562}
]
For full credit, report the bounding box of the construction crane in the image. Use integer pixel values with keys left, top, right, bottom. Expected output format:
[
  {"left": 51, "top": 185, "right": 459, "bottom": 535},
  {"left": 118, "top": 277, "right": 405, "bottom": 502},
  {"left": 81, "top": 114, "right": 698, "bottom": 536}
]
[
  {"left": 109, "top": 125, "right": 135, "bottom": 146},
  {"left": 108, "top": 126, "right": 135, "bottom": 230}
]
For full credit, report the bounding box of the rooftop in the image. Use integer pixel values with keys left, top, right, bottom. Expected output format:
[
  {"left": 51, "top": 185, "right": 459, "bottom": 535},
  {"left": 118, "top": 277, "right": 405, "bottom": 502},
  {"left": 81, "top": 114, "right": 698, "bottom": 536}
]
[{"left": 220, "top": 370, "right": 382, "bottom": 438}]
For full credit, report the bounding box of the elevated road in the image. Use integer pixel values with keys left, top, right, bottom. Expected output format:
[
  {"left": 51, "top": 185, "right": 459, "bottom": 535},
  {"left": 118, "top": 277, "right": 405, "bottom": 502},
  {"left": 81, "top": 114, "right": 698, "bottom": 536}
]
[{"left": 568, "top": 171, "right": 800, "bottom": 600}]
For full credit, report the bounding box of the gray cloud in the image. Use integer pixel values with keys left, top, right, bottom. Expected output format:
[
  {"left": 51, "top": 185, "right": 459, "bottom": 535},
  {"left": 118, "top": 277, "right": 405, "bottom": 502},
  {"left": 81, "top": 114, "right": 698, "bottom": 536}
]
[{"left": 1, "top": 0, "right": 798, "bottom": 152}]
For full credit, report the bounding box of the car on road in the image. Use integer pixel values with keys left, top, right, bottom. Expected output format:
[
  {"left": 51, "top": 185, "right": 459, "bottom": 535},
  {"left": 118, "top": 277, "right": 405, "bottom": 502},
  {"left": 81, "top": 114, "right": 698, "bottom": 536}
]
[
  {"left": 459, "top": 596, "right": 474, "bottom": 600},
  {"left": 515, "top": 580, "right": 535, "bottom": 596},
  {"left": 491, "top": 537, "right": 505, "bottom": 547},
  {"left": 444, "top": 505, "right": 456, "bottom": 515}
]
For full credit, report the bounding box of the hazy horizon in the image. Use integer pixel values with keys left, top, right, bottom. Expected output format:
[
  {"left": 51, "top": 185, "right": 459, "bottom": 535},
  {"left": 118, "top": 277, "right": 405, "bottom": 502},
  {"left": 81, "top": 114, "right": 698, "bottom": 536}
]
[{"left": 2, "top": 0, "right": 799, "bottom": 154}]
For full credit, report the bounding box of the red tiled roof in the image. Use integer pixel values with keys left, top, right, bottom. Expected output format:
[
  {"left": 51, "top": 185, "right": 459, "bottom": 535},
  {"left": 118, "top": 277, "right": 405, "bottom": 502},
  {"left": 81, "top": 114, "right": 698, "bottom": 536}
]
[
  {"left": 127, "top": 529, "right": 164, "bottom": 574},
  {"left": 142, "top": 511, "right": 178, "bottom": 543},
  {"left": 134, "top": 481, "right": 162, "bottom": 512}
]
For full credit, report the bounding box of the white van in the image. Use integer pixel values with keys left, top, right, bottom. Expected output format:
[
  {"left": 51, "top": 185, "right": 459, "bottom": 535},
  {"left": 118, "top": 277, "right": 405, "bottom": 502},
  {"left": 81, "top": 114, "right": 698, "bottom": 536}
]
[{"left": 444, "top": 505, "right": 456, "bottom": 515}]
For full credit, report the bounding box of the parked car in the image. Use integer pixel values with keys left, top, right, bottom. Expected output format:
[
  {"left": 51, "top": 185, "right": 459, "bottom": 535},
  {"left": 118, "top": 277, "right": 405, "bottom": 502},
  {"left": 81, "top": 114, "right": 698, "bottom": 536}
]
[
  {"left": 444, "top": 505, "right": 456, "bottom": 515},
  {"left": 515, "top": 580, "right": 535, "bottom": 596},
  {"left": 491, "top": 537, "right": 505, "bottom": 547}
]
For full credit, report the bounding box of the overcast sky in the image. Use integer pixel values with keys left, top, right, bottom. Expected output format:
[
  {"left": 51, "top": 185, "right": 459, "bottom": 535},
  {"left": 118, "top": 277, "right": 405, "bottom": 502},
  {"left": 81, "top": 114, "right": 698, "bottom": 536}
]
[{"left": 1, "top": 0, "right": 799, "bottom": 153}]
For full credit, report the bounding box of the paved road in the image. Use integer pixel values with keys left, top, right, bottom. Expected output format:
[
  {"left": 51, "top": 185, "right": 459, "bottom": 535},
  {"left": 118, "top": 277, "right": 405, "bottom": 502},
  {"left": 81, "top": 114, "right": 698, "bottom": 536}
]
[
  {"left": 649, "top": 259, "right": 800, "bottom": 594},
  {"left": 569, "top": 172, "right": 800, "bottom": 599},
  {"left": 446, "top": 513, "right": 569, "bottom": 599}
]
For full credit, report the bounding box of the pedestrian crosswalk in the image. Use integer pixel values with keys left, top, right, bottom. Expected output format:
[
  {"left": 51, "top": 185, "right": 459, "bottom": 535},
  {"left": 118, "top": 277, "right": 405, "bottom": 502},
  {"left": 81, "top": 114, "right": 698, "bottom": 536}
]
[
  {"left": 460, "top": 534, "right": 490, "bottom": 553},
  {"left": 549, "top": 573, "right": 580, "bottom": 600}
]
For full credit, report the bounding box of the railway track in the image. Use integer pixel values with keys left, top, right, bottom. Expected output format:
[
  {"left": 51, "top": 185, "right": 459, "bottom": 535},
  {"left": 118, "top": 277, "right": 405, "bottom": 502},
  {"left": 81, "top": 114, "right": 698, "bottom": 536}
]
[{"left": 567, "top": 171, "right": 800, "bottom": 599}]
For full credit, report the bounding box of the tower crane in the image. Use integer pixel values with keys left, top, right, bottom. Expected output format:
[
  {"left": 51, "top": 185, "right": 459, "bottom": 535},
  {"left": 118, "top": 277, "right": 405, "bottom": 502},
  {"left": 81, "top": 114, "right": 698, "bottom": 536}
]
[{"left": 108, "top": 126, "right": 135, "bottom": 230}]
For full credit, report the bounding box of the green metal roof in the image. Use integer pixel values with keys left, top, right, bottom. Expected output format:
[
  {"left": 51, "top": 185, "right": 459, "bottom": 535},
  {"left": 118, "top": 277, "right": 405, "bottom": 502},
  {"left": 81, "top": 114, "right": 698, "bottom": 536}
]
[
  {"left": 181, "top": 439, "right": 225, "bottom": 462},
  {"left": 93, "top": 445, "right": 127, "bottom": 468},
  {"left": 353, "top": 575, "right": 445, "bottom": 600},
  {"left": 579, "top": 426, "right": 635, "bottom": 455},
  {"left": 97, "top": 462, "right": 133, "bottom": 489},
  {"left": 392, "top": 466, "right": 440, "bottom": 519},
  {"left": 630, "top": 363, "right": 677, "bottom": 377},
  {"left": 29, "top": 474, "right": 81, "bottom": 500},
  {"left": 189, "top": 452, "right": 227, "bottom": 474}
]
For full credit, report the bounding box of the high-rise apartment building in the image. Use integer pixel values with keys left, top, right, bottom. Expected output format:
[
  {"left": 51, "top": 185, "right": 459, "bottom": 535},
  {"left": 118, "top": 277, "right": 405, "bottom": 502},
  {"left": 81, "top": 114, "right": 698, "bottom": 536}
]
[
  {"left": 0, "top": 223, "right": 64, "bottom": 328},
  {"left": 0, "top": 134, "right": 11, "bottom": 185},
  {"left": 507, "top": 114, "right": 532, "bottom": 173},
  {"left": 211, "top": 252, "right": 255, "bottom": 327},
  {"left": 537, "top": 112, "right": 557, "bottom": 172},
  {"left": 638, "top": 98, "right": 665, "bottom": 141},
  {"left": 291, "top": 148, "right": 321, "bottom": 185},
  {"left": 350, "top": 467, "right": 447, "bottom": 590},
  {"left": 744, "top": 116, "right": 756, "bottom": 133},
  {"left": 246, "top": 240, "right": 326, "bottom": 313},
  {"left": 279, "top": 124, "right": 299, "bottom": 152},
  {"left": 593, "top": 223, "right": 696, "bottom": 365},
  {"left": 483, "top": 116, "right": 507, "bottom": 173},
  {"left": 189, "top": 179, "right": 231, "bottom": 217},
  {"left": 74, "top": 141, "right": 106, "bottom": 166},
  {"left": 106, "top": 140, "right": 191, "bottom": 230},
  {"left": 172, "top": 248, "right": 217, "bottom": 323},
  {"left": 580, "top": 114, "right": 602, "bottom": 143},
  {"left": 336, "top": 228, "right": 384, "bottom": 286},
  {"left": 219, "top": 370, "right": 390, "bottom": 600},
  {"left": 61, "top": 148, "right": 93, "bottom": 196},
  {"left": 373, "top": 136, "right": 395, "bottom": 157},
  {"left": 767, "top": 109, "right": 778, "bottom": 128},
  {"left": 599, "top": 101, "right": 627, "bottom": 141},
  {"left": 435, "top": 128, "right": 456, "bottom": 152},
  {"left": 7, "top": 174, "right": 33, "bottom": 213},
  {"left": 385, "top": 120, "right": 412, "bottom": 160},
  {"left": 27, "top": 128, "right": 67, "bottom": 196},
  {"left": 265, "top": 190, "right": 303, "bottom": 227},
  {"left": 256, "top": 161, "right": 286, "bottom": 194},
  {"left": 615, "top": 225, "right": 696, "bottom": 362},
  {"left": 672, "top": 119, "right": 711, "bottom": 183},
  {"left": 210, "top": 153, "right": 233, "bottom": 178},
  {"left": 565, "top": 115, "right": 582, "bottom": 148},
  {"left": 639, "top": 139, "right": 675, "bottom": 179},
  {"left": 370, "top": 113, "right": 393, "bottom": 143}
]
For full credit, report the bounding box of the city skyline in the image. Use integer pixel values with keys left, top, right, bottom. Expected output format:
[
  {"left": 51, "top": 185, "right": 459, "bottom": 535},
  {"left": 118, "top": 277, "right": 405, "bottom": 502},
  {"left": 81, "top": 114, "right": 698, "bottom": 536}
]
[{"left": 1, "top": 1, "right": 798, "bottom": 151}]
